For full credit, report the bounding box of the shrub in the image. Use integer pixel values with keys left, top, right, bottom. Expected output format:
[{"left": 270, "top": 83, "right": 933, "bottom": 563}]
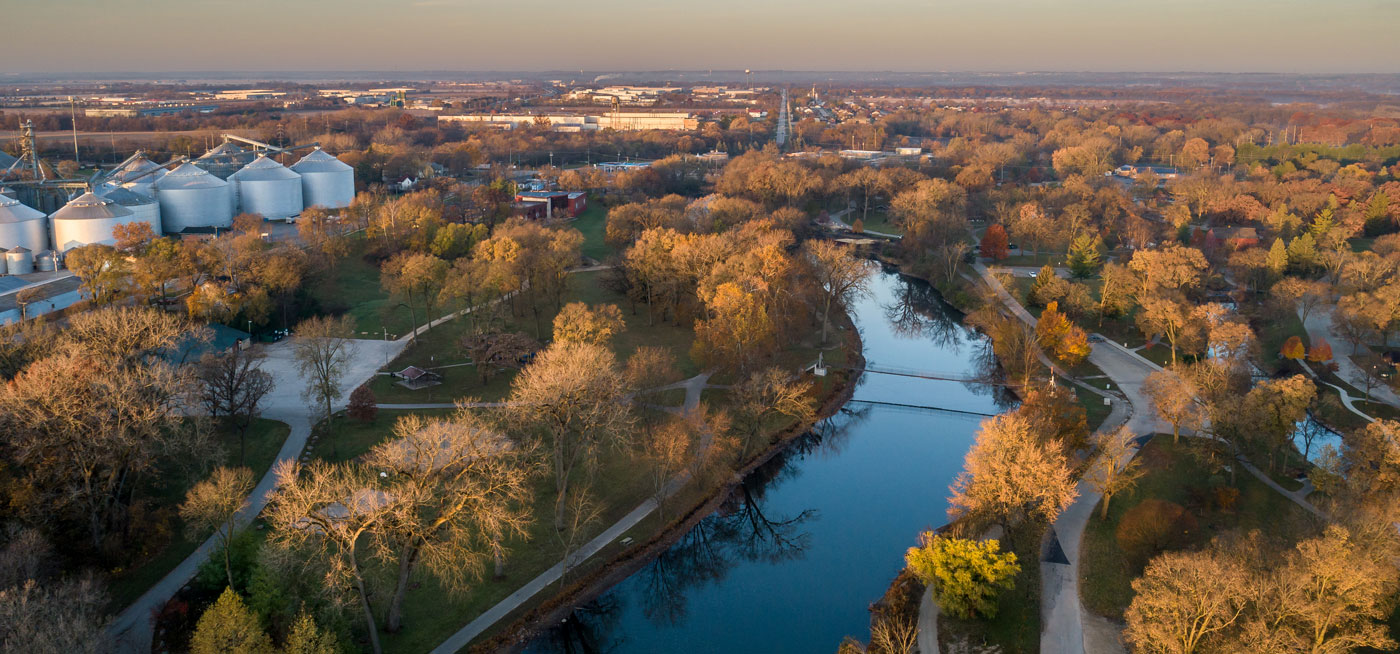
[
  {"left": 346, "top": 384, "right": 378, "bottom": 424},
  {"left": 1115, "top": 499, "right": 1197, "bottom": 566}
]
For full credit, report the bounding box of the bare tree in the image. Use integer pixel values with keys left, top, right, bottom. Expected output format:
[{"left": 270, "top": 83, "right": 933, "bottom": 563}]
[
  {"left": 180, "top": 467, "right": 255, "bottom": 589},
  {"left": 1085, "top": 426, "right": 1145, "bottom": 519},
  {"left": 948, "top": 412, "right": 1078, "bottom": 529},
  {"left": 293, "top": 315, "right": 356, "bottom": 447},
  {"left": 364, "top": 409, "right": 534, "bottom": 633},
  {"left": 1144, "top": 368, "right": 1203, "bottom": 443},
  {"left": 266, "top": 460, "right": 392, "bottom": 654},
  {"left": 0, "top": 577, "right": 110, "bottom": 654},
  {"left": 869, "top": 613, "right": 920, "bottom": 654},
  {"left": 731, "top": 367, "right": 816, "bottom": 461},
  {"left": 508, "top": 341, "right": 633, "bottom": 530},
  {"left": 196, "top": 348, "right": 274, "bottom": 464},
  {"left": 806, "top": 240, "right": 872, "bottom": 344},
  {"left": 1124, "top": 549, "right": 1248, "bottom": 654}
]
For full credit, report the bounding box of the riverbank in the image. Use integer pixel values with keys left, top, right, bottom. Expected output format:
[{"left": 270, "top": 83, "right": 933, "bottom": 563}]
[{"left": 469, "top": 310, "right": 867, "bottom": 653}]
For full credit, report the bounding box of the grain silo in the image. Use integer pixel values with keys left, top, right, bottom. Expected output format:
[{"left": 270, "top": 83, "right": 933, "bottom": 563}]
[
  {"left": 110, "top": 155, "right": 167, "bottom": 197},
  {"left": 152, "top": 162, "right": 233, "bottom": 233},
  {"left": 0, "top": 194, "right": 48, "bottom": 253},
  {"left": 50, "top": 191, "right": 145, "bottom": 252},
  {"left": 6, "top": 247, "right": 33, "bottom": 275},
  {"left": 290, "top": 148, "right": 355, "bottom": 210},
  {"left": 97, "top": 185, "right": 163, "bottom": 236},
  {"left": 230, "top": 154, "right": 303, "bottom": 220},
  {"left": 196, "top": 141, "right": 254, "bottom": 180}
]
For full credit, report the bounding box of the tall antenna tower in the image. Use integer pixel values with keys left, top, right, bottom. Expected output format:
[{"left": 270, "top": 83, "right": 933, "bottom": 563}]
[{"left": 775, "top": 88, "right": 791, "bottom": 150}]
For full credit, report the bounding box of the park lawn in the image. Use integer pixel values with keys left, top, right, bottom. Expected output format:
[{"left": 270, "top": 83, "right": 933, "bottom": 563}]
[
  {"left": 376, "top": 416, "right": 658, "bottom": 654},
  {"left": 1256, "top": 312, "right": 1310, "bottom": 375},
  {"left": 108, "top": 419, "right": 291, "bottom": 610},
  {"left": 569, "top": 200, "right": 611, "bottom": 261},
  {"left": 1075, "top": 384, "right": 1116, "bottom": 433},
  {"left": 998, "top": 253, "right": 1066, "bottom": 267},
  {"left": 368, "top": 270, "right": 701, "bottom": 406},
  {"left": 308, "top": 409, "right": 456, "bottom": 464},
  {"left": 852, "top": 209, "right": 904, "bottom": 236},
  {"left": 1356, "top": 400, "right": 1400, "bottom": 421},
  {"left": 308, "top": 237, "right": 415, "bottom": 338},
  {"left": 1079, "top": 435, "right": 1316, "bottom": 620}
]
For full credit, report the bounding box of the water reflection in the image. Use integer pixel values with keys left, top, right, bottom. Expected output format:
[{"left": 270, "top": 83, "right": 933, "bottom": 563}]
[
  {"left": 524, "top": 265, "right": 1006, "bottom": 654},
  {"left": 535, "top": 435, "right": 822, "bottom": 650}
]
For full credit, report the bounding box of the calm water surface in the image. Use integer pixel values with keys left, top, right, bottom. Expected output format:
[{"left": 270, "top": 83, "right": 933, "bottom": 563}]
[{"left": 525, "top": 264, "right": 1013, "bottom": 654}]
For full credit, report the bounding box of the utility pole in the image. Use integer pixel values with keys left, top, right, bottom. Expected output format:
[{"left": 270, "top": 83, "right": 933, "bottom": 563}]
[{"left": 69, "top": 97, "right": 80, "bottom": 165}]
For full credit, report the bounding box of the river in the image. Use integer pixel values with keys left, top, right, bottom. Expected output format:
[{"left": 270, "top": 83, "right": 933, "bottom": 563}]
[{"left": 524, "top": 264, "right": 1014, "bottom": 654}]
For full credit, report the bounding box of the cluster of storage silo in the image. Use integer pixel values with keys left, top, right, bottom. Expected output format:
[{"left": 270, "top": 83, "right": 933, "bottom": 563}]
[
  {"left": 110, "top": 155, "right": 167, "bottom": 197},
  {"left": 51, "top": 191, "right": 161, "bottom": 253},
  {"left": 230, "top": 155, "right": 303, "bottom": 220},
  {"left": 290, "top": 148, "right": 355, "bottom": 209},
  {"left": 152, "top": 162, "right": 233, "bottom": 233},
  {"left": 0, "top": 144, "right": 355, "bottom": 269},
  {"left": 0, "top": 193, "right": 47, "bottom": 275}
]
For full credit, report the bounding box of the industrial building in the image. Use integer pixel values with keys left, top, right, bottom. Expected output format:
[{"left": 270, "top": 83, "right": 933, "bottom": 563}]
[
  {"left": 229, "top": 155, "right": 303, "bottom": 221},
  {"left": 514, "top": 191, "right": 587, "bottom": 219},
  {"left": 196, "top": 142, "right": 254, "bottom": 180},
  {"left": 439, "top": 111, "right": 699, "bottom": 132},
  {"left": 86, "top": 104, "right": 218, "bottom": 118}
]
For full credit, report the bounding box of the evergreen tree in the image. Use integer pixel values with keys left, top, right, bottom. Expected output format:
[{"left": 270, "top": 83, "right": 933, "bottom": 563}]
[
  {"left": 190, "top": 587, "right": 274, "bottom": 654},
  {"left": 1286, "top": 233, "right": 1319, "bottom": 274},
  {"left": 1265, "top": 238, "right": 1288, "bottom": 275},
  {"left": 1066, "top": 234, "right": 1104, "bottom": 279},
  {"left": 283, "top": 611, "right": 340, "bottom": 654}
]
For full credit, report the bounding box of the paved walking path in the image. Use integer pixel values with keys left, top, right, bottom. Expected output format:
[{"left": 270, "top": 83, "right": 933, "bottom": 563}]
[
  {"left": 431, "top": 370, "right": 715, "bottom": 652},
  {"left": 1300, "top": 305, "right": 1400, "bottom": 409},
  {"left": 967, "top": 260, "right": 1329, "bottom": 654},
  {"left": 109, "top": 286, "right": 522, "bottom": 650},
  {"left": 108, "top": 337, "right": 407, "bottom": 653}
]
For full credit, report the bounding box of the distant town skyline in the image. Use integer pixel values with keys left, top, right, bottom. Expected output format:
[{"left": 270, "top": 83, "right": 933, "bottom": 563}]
[{"left": 5, "top": 0, "right": 1399, "bottom": 75}]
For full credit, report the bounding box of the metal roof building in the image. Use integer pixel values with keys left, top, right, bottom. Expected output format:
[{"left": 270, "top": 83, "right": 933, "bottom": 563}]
[
  {"left": 97, "top": 184, "right": 163, "bottom": 236},
  {"left": 50, "top": 191, "right": 145, "bottom": 252},
  {"left": 152, "top": 162, "right": 233, "bottom": 233},
  {"left": 110, "top": 155, "right": 167, "bottom": 197},
  {"left": 0, "top": 194, "right": 48, "bottom": 254},
  {"left": 230, "top": 155, "right": 303, "bottom": 220},
  {"left": 196, "top": 141, "right": 255, "bottom": 180},
  {"left": 290, "top": 148, "right": 354, "bottom": 210}
]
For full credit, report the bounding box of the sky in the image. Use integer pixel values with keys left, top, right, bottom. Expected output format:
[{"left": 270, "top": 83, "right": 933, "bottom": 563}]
[{"left": 4, "top": 0, "right": 1398, "bottom": 75}]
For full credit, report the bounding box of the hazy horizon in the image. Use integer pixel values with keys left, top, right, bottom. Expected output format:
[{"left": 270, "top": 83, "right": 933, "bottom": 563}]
[{"left": 6, "top": 0, "right": 1399, "bottom": 76}]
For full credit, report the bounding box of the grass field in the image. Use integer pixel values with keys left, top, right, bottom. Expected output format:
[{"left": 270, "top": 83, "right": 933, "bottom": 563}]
[
  {"left": 1079, "top": 435, "right": 1315, "bottom": 620},
  {"left": 307, "top": 237, "right": 416, "bottom": 338},
  {"left": 366, "top": 270, "right": 699, "bottom": 406},
  {"left": 569, "top": 199, "right": 611, "bottom": 262},
  {"left": 850, "top": 209, "right": 904, "bottom": 236},
  {"left": 108, "top": 419, "right": 291, "bottom": 609}
]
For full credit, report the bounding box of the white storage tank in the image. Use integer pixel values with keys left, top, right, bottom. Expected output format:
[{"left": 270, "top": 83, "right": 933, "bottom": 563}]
[
  {"left": 0, "top": 194, "right": 49, "bottom": 253},
  {"left": 290, "top": 148, "right": 355, "bottom": 210},
  {"left": 110, "top": 155, "right": 167, "bottom": 197},
  {"left": 230, "top": 155, "right": 303, "bottom": 220},
  {"left": 152, "top": 162, "right": 233, "bottom": 233},
  {"left": 50, "top": 191, "right": 143, "bottom": 252},
  {"left": 196, "top": 141, "right": 254, "bottom": 180},
  {"left": 97, "top": 185, "right": 163, "bottom": 237},
  {"left": 6, "top": 246, "right": 34, "bottom": 275},
  {"left": 35, "top": 250, "right": 56, "bottom": 272}
]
